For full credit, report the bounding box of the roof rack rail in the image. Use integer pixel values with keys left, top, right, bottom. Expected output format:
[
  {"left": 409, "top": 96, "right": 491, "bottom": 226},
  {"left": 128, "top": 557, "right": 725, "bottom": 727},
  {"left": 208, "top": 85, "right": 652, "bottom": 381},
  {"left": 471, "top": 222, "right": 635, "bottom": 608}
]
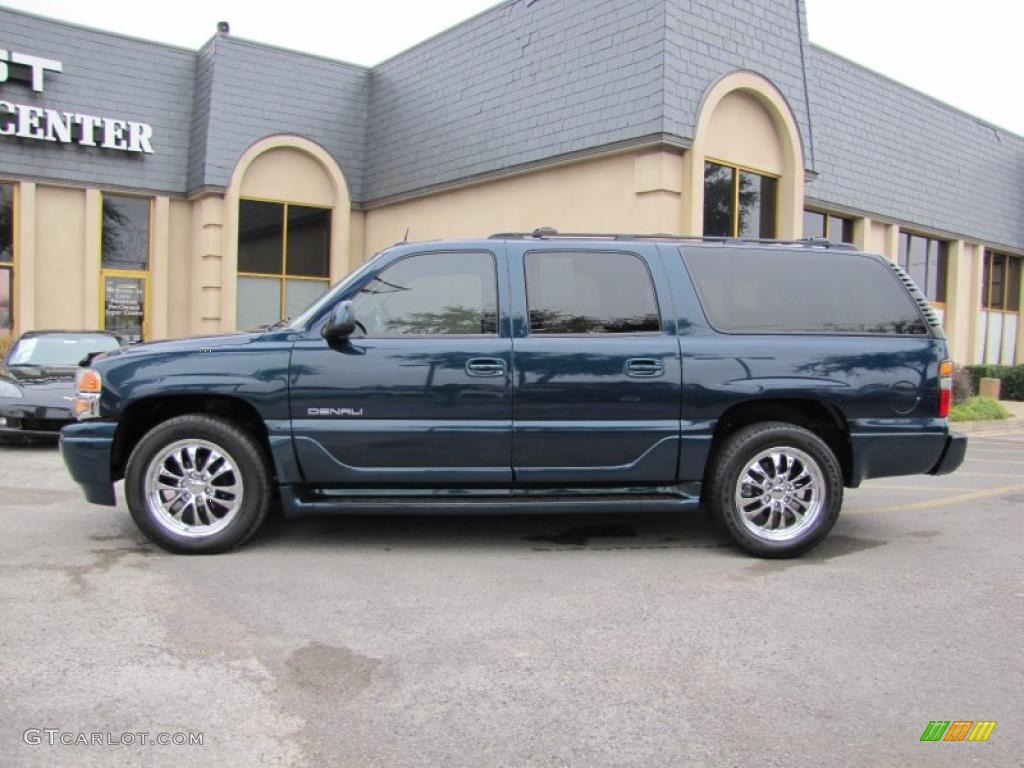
[{"left": 487, "top": 228, "right": 858, "bottom": 249}]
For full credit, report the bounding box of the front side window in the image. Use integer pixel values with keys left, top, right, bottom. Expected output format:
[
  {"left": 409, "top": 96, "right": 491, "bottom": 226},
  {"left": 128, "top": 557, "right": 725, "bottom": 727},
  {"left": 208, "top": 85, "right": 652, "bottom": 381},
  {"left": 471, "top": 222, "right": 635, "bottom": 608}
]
[
  {"left": 349, "top": 251, "right": 497, "bottom": 336},
  {"left": 803, "top": 209, "right": 854, "bottom": 244},
  {"left": 1, "top": 182, "right": 13, "bottom": 333},
  {"left": 237, "top": 200, "right": 331, "bottom": 329},
  {"left": 703, "top": 161, "right": 777, "bottom": 239},
  {"left": 897, "top": 231, "right": 947, "bottom": 303},
  {"left": 525, "top": 251, "right": 660, "bottom": 335},
  {"left": 683, "top": 247, "right": 927, "bottom": 336}
]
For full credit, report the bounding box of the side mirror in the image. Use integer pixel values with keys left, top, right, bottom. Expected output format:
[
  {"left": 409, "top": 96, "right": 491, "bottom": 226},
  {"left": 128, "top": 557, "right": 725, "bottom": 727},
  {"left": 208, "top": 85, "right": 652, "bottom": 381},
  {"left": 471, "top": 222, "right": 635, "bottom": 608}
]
[{"left": 322, "top": 300, "right": 357, "bottom": 342}]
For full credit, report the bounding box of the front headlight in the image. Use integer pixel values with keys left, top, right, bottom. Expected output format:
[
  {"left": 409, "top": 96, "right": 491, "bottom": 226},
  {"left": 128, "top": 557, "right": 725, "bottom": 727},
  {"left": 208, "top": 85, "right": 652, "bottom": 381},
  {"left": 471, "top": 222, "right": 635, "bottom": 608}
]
[
  {"left": 0, "top": 380, "right": 22, "bottom": 398},
  {"left": 72, "top": 368, "right": 102, "bottom": 420}
]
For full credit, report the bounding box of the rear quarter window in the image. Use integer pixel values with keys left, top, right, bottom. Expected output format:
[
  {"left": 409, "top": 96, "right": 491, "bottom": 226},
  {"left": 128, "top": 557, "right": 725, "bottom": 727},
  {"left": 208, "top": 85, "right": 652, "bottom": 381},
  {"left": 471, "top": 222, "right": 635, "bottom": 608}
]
[{"left": 681, "top": 247, "right": 928, "bottom": 335}]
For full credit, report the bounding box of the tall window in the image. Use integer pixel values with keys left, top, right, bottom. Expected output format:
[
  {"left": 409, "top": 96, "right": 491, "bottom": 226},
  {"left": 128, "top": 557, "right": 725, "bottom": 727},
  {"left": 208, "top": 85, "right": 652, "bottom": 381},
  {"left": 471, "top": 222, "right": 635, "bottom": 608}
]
[
  {"left": 897, "top": 231, "right": 947, "bottom": 305},
  {"left": 237, "top": 200, "right": 330, "bottom": 330},
  {"left": 703, "top": 161, "right": 777, "bottom": 239},
  {"left": 0, "top": 183, "right": 13, "bottom": 334},
  {"left": 979, "top": 250, "right": 1021, "bottom": 364},
  {"left": 101, "top": 194, "right": 151, "bottom": 344},
  {"left": 803, "top": 209, "right": 854, "bottom": 244}
]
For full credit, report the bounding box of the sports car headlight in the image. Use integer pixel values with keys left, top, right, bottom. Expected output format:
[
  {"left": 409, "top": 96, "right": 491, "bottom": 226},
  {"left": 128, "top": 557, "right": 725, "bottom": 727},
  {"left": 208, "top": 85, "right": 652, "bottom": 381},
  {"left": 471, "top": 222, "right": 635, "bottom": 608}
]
[{"left": 0, "top": 380, "right": 22, "bottom": 398}]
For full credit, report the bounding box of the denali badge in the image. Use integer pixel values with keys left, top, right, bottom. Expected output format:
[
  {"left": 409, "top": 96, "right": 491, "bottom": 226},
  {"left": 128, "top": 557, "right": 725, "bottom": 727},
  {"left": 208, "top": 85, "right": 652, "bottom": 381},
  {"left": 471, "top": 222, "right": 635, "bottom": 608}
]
[{"left": 307, "top": 407, "right": 364, "bottom": 417}]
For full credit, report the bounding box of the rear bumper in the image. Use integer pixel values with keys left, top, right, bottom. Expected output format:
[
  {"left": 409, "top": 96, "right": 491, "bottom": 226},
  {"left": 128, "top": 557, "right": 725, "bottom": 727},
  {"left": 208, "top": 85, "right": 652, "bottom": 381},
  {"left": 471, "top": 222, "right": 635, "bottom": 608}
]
[
  {"left": 928, "top": 432, "right": 968, "bottom": 476},
  {"left": 59, "top": 421, "right": 118, "bottom": 506}
]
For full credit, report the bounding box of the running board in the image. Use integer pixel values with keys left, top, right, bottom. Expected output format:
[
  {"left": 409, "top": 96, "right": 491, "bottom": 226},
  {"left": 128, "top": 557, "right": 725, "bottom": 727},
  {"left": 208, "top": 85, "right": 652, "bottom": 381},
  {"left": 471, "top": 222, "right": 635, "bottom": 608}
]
[{"left": 278, "top": 484, "right": 702, "bottom": 518}]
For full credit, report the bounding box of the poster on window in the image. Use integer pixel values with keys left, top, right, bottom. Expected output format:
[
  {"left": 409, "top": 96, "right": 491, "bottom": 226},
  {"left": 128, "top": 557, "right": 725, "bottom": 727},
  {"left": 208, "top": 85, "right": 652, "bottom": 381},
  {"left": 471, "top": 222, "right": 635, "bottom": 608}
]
[{"left": 104, "top": 276, "right": 145, "bottom": 343}]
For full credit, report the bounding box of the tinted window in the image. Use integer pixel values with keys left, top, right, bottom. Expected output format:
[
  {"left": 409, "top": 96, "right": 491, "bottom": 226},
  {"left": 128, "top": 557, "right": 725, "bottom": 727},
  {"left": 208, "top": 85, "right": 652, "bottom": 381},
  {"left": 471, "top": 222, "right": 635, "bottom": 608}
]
[
  {"left": 738, "top": 171, "right": 776, "bottom": 239},
  {"left": 0, "top": 265, "right": 11, "bottom": 332},
  {"left": 238, "top": 200, "right": 283, "bottom": 275},
  {"left": 0, "top": 183, "right": 12, "bottom": 262},
  {"left": 525, "top": 251, "right": 660, "bottom": 334},
  {"left": 898, "top": 231, "right": 947, "bottom": 302},
  {"left": 351, "top": 251, "right": 497, "bottom": 336},
  {"left": 101, "top": 195, "right": 150, "bottom": 270},
  {"left": 683, "top": 247, "right": 928, "bottom": 335},
  {"left": 703, "top": 163, "right": 734, "bottom": 238},
  {"left": 286, "top": 205, "right": 330, "bottom": 277}
]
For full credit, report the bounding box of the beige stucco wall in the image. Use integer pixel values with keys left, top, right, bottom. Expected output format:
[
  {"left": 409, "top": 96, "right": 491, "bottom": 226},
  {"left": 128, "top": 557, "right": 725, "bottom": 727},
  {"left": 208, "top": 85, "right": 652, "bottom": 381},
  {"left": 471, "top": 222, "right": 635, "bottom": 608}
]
[
  {"left": 34, "top": 185, "right": 86, "bottom": 329},
  {"left": 166, "top": 198, "right": 193, "bottom": 339},
  {"left": 239, "top": 147, "right": 334, "bottom": 207},
  {"left": 704, "top": 90, "right": 784, "bottom": 175},
  {"left": 363, "top": 150, "right": 683, "bottom": 255}
]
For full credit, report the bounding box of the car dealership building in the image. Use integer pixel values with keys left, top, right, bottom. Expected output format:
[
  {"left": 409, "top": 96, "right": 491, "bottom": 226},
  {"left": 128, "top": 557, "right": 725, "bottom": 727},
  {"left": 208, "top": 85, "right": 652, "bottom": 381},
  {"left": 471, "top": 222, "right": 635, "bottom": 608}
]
[{"left": 0, "top": 0, "right": 1021, "bottom": 363}]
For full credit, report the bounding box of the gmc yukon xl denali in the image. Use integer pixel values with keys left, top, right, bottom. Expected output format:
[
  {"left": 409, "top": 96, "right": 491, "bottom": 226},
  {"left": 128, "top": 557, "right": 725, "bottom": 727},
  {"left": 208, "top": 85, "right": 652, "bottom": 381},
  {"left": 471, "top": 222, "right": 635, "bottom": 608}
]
[{"left": 60, "top": 232, "right": 967, "bottom": 557}]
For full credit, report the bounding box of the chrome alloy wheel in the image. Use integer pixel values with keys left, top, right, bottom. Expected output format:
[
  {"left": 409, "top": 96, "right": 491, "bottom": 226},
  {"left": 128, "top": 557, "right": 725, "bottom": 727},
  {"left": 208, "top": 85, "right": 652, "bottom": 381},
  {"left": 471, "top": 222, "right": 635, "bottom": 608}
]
[
  {"left": 733, "top": 446, "right": 825, "bottom": 542},
  {"left": 144, "top": 439, "right": 244, "bottom": 537}
]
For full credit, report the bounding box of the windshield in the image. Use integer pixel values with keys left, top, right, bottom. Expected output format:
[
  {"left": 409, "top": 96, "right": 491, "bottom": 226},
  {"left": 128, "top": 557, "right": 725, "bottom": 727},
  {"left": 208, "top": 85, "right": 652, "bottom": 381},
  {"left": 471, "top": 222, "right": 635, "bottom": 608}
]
[
  {"left": 288, "top": 252, "right": 390, "bottom": 330},
  {"left": 7, "top": 334, "right": 120, "bottom": 367}
]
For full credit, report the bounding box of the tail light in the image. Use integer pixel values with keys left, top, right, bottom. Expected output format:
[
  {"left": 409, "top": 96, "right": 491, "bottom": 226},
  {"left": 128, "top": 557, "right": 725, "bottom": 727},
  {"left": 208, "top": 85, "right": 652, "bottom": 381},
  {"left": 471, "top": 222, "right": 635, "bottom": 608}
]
[{"left": 938, "top": 360, "right": 953, "bottom": 418}]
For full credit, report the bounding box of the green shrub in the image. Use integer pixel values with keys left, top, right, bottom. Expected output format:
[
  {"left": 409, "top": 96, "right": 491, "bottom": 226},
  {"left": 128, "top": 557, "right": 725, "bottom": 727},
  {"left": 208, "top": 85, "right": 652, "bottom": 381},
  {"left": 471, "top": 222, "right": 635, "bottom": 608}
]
[
  {"left": 949, "top": 397, "right": 1012, "bottom": 422},
  {"left": 952, "top": 365, "right": 974, "bottom": 404},
  {"left": 964, "top": 364, "right": 1024, "bottom": 401}
]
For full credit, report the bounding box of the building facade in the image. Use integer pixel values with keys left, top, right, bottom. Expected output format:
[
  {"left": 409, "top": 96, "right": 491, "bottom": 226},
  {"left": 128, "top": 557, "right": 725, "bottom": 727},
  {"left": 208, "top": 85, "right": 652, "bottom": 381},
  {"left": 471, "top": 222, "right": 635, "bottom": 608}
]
[{"left": 0, "top": 0, "right": 1021, "bottom": 363}]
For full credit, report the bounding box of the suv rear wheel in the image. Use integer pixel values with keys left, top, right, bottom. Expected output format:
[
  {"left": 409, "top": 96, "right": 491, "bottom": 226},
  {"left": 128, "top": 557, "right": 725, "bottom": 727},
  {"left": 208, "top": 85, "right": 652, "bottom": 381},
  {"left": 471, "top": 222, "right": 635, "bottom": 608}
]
[
  {"left": 124, "top": 414, "right": 272, "bottom": 554},
  {"left": 706, "top": 422, "right": 842, "bottom": 558}
]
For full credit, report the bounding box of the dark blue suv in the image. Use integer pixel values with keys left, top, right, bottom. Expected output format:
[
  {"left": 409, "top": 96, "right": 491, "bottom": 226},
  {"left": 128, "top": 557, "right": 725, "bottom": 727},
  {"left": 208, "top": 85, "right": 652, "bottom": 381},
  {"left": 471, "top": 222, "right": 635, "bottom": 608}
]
[{"left": 60, "top": 232, "right": 966, "bottom": 557}]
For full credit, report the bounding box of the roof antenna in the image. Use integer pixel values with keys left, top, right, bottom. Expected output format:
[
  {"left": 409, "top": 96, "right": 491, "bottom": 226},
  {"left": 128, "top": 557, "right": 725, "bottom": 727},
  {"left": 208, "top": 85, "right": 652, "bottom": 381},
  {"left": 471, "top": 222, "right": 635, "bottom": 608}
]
[{"left": 403, "top": 227, "right": 410, "bottom": 242}]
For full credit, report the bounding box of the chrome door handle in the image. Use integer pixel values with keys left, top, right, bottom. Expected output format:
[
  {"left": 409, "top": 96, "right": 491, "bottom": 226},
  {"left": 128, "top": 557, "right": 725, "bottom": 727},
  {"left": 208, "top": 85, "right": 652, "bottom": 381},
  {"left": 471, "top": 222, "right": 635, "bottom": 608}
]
[
  {"left": 466, "top": 357, "right": 507, "bottom": 377},
  {"left": 625, "top": 358, "right": 664, "bottom": 378}
]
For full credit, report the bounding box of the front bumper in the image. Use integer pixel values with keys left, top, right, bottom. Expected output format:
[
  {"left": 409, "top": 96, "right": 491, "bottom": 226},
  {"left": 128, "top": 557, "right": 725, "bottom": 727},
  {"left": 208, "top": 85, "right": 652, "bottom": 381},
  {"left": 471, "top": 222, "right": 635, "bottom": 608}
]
[
  {"left": 59, "top": 421, "right": 118, "bottom": 506},
  {"left": 928, "top": 432, "right": 968, "bottom": 476},
  {"left": 0, "top": 425, "right": 64, "bottom": 444}
]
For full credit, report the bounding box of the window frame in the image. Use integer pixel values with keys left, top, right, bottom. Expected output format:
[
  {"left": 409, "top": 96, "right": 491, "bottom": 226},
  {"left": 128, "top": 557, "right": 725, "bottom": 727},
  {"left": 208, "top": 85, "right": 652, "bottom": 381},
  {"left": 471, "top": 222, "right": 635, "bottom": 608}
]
[
  {"left": 703, "top": 158, "right": 780, "bottom": 239},
  {"left": 348, "top": 249, "right": 501, "bottom": 338},
  {"left": 803, "top": 207, "right": 854, "bottom": 244},
  {"left": 0, "top": 180, "right": 15, "bottom": 335},
  {"left": 99, "top": 192, "right": 153, "bottom": 342},
  {"left": 897, "top": 229, "right": 948, "bottom": 307},
  {"left": 982, "top": 249, "right": 1022, "bottom": 313},
  {"left": 523, "top": 249, "right": 663, "bottom": 338},
  {"left": 237, "top": 196, "right": 333, "bottom": 325}
]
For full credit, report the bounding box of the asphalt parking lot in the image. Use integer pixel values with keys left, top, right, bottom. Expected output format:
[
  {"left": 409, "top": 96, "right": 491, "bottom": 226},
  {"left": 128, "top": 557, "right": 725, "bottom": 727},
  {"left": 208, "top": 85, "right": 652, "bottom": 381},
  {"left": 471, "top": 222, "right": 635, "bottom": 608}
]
[{"left": 1, "top": 434, "right": 1022, "bottom": 768}]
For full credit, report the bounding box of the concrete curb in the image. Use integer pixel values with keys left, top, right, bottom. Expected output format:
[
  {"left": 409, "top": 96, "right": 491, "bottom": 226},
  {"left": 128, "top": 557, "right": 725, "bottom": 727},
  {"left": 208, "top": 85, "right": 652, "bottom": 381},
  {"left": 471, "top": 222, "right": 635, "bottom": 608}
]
[{"left": 950, "top": 416, "right": 1024, "bottom": 435}]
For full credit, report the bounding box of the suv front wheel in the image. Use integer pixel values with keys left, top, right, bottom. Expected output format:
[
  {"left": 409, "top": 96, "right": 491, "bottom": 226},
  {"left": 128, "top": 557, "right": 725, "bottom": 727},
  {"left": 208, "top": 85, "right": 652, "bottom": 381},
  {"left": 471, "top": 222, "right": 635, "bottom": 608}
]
[
  {"left": 706, "top": 422, "right": 843, "bottom": 558},
  {"left": 124, "top": 414, "right": 272, "bottom": 554}
]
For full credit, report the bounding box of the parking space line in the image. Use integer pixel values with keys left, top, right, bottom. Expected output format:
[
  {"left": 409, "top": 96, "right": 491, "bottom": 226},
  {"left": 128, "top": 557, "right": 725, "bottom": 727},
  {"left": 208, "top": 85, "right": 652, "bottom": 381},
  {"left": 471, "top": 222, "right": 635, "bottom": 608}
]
[
  {"left": 962, "top": 458, "right": 1024, "bottom": 465},
  {"left": 967, "top": 447, "right": 1024, "bottom": 454},
  {"left": 956, "top": 471, "right": 1024, "bottom": 479},
  {"left": 861, "top": 483, "right": 981, "bottom": 492},
  {"left": 852, "top": 483, "right": 1024, "bottom": 515}
]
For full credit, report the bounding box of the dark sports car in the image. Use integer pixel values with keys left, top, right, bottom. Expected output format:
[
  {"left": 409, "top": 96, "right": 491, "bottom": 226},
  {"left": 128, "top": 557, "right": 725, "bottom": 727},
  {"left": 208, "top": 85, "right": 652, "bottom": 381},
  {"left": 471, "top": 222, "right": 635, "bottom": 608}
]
[{"left": 0, "top": 330, "right": 122, "bottom": 444}]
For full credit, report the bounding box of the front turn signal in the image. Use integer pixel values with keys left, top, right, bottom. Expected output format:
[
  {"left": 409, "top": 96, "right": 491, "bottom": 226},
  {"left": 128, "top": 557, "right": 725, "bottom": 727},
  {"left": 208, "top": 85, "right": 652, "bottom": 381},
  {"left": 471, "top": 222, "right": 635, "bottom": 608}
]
[{"left": 77, "top": 369, "right": 102, "bottom": 393}]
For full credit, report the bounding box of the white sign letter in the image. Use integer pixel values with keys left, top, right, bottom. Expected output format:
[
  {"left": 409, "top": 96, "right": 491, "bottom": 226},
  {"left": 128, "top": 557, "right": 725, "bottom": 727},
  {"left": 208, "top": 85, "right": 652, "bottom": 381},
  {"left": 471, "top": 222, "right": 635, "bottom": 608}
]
[{"left": 10, "top": 52, "right": 62, "bottom": 92}]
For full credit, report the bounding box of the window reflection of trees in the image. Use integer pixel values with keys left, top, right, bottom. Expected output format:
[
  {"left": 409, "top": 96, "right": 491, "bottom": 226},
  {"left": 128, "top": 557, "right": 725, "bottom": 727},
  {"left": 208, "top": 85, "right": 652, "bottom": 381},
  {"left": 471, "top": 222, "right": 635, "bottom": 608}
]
[{"left": 528, "top": 309, "right": 659, "bottom": 335}]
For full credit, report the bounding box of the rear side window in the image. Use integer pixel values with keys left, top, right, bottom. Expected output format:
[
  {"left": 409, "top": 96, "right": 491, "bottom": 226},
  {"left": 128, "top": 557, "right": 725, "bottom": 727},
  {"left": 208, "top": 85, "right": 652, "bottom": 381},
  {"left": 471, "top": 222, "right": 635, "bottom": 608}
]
[
  {"left": 525, "top": 251, "right": 660, "bottom": 334},
  {"left": 682, "top": 247, "right": 928, "bottom": 335}
]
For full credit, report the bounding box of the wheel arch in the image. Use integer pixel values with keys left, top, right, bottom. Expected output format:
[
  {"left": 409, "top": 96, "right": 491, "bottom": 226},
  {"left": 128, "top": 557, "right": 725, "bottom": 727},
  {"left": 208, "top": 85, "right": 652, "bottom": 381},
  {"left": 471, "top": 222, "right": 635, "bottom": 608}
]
[
  {"left": 706, "top": 398, "right": 854, "bottom": 487},
  {"left": 111, "top": 395, "right": 275, "bottom": 482}
]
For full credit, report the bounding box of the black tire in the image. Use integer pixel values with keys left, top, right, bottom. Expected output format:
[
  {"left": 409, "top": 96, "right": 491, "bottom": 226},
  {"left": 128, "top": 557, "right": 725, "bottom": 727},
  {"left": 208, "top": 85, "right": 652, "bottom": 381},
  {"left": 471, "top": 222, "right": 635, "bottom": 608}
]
[
  {"left": 705, "top": 422, "right": 843, "bottom": 558},
  {"left": 124, "top": 414, "right": 272, "bottom": 554}
]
